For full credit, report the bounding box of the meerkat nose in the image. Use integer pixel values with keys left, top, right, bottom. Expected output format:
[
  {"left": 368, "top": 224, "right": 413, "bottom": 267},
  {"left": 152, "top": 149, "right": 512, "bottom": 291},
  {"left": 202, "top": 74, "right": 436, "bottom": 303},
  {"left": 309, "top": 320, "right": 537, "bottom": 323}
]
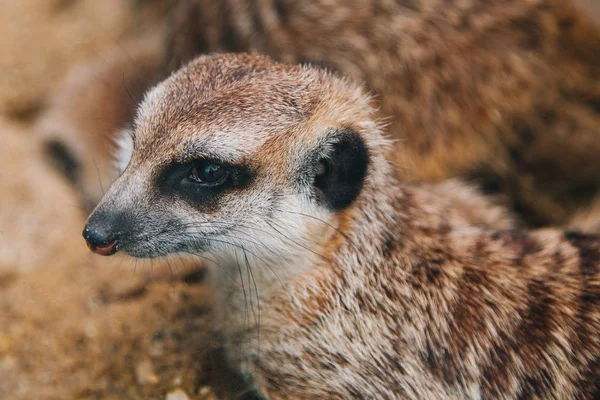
[{"left": 82, "top": 225, "right": 119, "bottom": 256}]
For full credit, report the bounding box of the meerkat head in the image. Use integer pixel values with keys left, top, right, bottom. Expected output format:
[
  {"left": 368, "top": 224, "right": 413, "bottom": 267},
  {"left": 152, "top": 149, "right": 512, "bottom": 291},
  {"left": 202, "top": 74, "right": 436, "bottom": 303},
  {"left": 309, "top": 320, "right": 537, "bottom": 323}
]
[{"left": 83, "top": 53, "right": 389, "bottom": 271}]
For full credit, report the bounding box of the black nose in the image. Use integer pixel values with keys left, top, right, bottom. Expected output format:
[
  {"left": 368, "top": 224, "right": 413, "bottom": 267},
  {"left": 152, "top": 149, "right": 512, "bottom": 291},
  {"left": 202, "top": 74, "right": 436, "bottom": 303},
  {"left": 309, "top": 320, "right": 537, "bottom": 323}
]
[{"left": 83, "top": 222, "right": 119, "bottom": 256}]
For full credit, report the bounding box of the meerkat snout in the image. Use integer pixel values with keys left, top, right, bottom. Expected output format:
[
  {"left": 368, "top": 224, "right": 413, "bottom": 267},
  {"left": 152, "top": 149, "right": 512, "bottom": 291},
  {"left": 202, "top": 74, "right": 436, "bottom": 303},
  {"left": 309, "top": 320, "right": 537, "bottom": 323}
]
[{"left": 82, "top": 213, "right": 120, "bottom": 256}]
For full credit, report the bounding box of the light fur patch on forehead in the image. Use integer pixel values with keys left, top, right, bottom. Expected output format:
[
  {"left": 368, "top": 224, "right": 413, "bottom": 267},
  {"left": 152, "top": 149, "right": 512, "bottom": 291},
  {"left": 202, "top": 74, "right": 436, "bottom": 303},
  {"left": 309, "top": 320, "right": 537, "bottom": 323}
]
[
  {"left": 175, "top": 128, "right": 270, "bottom": 164},
  {"left": 134, "top": 78, "right": 168, "bottom": 133},
  {"left": 135, "top": 94, "right": 309, "bottom": 164},
  {"left": 132, "top": 57, "right": 326, "bottom": 163},
  {"left": 130, "top": 53, "right": 377, "bottom": 169}
]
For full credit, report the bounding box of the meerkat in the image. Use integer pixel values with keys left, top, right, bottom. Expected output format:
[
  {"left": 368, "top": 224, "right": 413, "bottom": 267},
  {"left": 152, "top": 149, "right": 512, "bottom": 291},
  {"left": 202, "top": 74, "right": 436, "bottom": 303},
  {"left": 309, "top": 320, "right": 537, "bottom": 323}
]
[
  {"left": 36, "top": 31, "right": 166, "bottom": 211},
  {"left": 83, "top": 54, "right": 600, "bottom": 399},
  {"left": 41, "top": 0, "right": 600, "bottom": 228}
]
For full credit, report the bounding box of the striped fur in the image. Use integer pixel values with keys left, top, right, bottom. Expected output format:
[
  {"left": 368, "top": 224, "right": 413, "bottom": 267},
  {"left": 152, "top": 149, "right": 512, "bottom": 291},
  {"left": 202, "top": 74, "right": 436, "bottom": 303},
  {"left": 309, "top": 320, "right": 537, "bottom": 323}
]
[
  {"left": 87, "top": 54, "right": 600, "bottom": 399},
  {"left": 164, "top": 0, "right": 600, "bottom": 227},
  {"left": 255, "top": 187, "right": 600, "bottom": 399}
]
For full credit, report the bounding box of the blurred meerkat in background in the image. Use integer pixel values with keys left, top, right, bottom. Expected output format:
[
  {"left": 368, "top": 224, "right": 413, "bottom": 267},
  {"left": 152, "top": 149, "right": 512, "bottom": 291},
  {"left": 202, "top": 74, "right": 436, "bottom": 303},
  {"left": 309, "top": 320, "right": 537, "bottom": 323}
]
[
  {"left": 36, "top": 0, "right": 600, "bottom": 230},
  {"left": 36, "top": 31, "right": 166, "bottom": 211},
  {"left": 38, "top": 0, "right": 600, "bottom": 226}
]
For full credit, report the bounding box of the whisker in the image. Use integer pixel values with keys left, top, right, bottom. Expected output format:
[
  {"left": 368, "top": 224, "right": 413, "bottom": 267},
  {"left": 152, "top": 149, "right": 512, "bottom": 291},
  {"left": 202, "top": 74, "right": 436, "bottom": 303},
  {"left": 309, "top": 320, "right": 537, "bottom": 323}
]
[
  {"left": 161, "top": 224, "right": 295, "bottom": 288},
  {"left": 234, "top": 249, "right": 249, "bottom": 363},
  {"left": 157, "top": 226, "right": 284, "bottom": 283},
  {"left": 121, "top": 73, "right": 137, "bottom": 106},
  {"left": 92, "top": 157, "right": 106, "bottom": 196},
  {"left": 178, "top": 249, "right": 241, "bottom": 288},
  {"left": 176, "top": 254, "right": 195, "bottom": 279},
  {"left": 244, "top": 246, "right": 260, "bottom": 374},
  {"left": 113, "top": 41, "right": 152, "bottom": 100}
]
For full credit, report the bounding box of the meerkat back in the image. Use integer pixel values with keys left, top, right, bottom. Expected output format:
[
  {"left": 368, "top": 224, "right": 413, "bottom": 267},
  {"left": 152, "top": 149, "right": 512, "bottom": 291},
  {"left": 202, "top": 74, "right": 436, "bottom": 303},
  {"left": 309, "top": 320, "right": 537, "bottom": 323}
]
[
  {"left": 164, "top": 0, "right": 600, "bottom": 227},
  {"left": 36, "top": 32, "right": 166, "bottom": 210},
  {"left": 39, "top": 0, "right": 600, "bottom": 229}
]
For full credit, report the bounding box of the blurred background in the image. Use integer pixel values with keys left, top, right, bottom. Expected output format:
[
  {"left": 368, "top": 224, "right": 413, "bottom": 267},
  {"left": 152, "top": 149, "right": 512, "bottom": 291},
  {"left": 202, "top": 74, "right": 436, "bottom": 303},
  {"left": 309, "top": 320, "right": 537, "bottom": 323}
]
[{"left": 0, "top": 1, "right": 599, "bottom": 399}]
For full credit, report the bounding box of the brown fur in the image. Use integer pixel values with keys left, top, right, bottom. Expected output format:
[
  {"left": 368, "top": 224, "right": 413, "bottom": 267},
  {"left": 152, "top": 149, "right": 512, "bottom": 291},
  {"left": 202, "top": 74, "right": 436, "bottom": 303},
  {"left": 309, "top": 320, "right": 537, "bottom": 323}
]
[
  {"left": 41, "top": 0, "right": 600, "bottom": 229},
  {"left": 163, "top": 0, "right": 600, "bottom": 227},
  {"left": 568, "top": 194, "right": 600, "bottom": 234},
  {"left": 86, "top": 54, "right": 600, "bottom": 399}
]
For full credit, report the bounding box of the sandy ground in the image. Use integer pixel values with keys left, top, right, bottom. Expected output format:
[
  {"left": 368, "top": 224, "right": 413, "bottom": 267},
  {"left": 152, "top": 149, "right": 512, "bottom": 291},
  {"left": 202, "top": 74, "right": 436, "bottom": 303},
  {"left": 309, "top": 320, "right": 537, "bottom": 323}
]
[
  {"left": 0, "top": 1, "right": 223, "bottom": 399},
  {"left": 0, "top": 125, "right": 221, "bottom": 398},
  {"left": 0, "top": 0, "right": 167, "bottom": 119}
]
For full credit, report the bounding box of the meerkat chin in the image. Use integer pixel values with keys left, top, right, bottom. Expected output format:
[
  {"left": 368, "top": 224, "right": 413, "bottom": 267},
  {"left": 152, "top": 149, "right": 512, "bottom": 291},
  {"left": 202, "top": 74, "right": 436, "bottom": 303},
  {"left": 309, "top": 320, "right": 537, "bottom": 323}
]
[{"left": 83, "top": 54, "right": 600, "bottom": 399}]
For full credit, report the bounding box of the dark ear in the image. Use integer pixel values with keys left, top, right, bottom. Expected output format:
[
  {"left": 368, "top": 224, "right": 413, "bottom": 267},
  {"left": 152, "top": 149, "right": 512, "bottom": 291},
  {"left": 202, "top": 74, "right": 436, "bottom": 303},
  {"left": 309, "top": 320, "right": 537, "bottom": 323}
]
[{"left": 314, "top": 129, "right": 369, "bottom": 210}]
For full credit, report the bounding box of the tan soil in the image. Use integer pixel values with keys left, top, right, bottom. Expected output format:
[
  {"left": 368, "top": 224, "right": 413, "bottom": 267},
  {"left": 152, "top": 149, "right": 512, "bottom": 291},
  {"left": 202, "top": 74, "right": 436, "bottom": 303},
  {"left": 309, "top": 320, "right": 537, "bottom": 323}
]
[{"left": 0, "top": 0, "right": 165, "bottom": 120}]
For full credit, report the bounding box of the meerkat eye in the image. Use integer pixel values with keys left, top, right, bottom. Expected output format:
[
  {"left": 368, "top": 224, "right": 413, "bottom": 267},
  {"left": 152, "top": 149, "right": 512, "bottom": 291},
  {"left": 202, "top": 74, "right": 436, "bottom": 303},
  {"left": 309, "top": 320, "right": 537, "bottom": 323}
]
[{"left": 189, "top": 161, "right": 228, "bottom": 186}]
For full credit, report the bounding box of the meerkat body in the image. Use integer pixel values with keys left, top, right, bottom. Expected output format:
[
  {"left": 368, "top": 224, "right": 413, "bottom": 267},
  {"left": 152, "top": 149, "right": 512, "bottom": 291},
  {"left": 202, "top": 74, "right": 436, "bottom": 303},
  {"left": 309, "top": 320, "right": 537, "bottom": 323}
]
[
  {"left": 83, "top": 54, "right": 600, "bottom": 399},
  {"left": 254, "top": 193, "right": 600, "bottom": 399}
]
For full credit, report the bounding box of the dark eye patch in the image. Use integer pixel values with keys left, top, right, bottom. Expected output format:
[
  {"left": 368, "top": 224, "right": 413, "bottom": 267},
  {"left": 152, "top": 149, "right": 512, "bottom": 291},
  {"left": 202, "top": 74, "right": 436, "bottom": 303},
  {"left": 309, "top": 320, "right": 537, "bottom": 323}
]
[{"left": 157, "top": 159, "right": 252, "bottom": 211}]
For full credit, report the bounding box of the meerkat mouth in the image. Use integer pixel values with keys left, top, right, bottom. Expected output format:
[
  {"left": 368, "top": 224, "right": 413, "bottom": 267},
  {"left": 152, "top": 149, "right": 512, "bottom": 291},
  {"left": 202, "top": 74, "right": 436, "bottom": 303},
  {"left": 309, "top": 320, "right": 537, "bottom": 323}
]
[
  {"left": 88, "top": 242, "right": 118, "bottom": 256},
  {"left": 86, "top": 240, "right": 118, "bottom": 256}
]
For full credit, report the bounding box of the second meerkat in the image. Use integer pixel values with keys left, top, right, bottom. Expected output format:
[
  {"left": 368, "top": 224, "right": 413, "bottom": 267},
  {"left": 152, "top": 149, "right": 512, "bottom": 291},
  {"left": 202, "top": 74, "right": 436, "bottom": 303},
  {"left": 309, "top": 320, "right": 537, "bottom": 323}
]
[
  {"left": 42, "top": 0, "right": 600, "bottom": 227},
  {"left": 84, "top": 54, "right": 600, "bottom": 399},
  {"left": 165, "top": 0, "right": 600, "bottom": 226}
]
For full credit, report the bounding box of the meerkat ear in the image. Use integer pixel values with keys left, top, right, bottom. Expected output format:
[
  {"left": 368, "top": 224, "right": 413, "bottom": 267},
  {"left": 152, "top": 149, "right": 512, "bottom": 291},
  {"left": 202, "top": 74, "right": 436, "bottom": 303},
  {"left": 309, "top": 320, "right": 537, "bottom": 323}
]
[{"left": 314, "top": 129, "right": 369, "bottom": 210}]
